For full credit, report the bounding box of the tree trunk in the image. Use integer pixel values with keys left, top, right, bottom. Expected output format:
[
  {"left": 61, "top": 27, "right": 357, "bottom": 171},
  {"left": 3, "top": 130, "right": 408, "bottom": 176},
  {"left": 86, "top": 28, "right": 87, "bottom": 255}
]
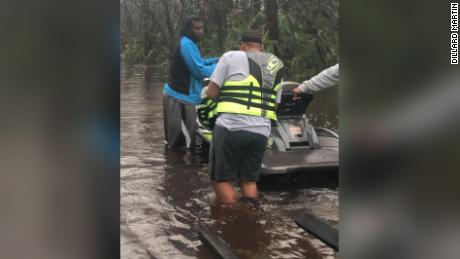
[
  {"left": 142, "top": 0, "right": 155, "bottom": 59},
  {"left": 252, "top": 0, "right": 262, "bottom": 17},
  {"left": 211, "top": 0, "right": 229, "bottom": 54},
  {"left": 264, "top": 0, "right": 279, "bottom": 55},
  {"left": 160, "top": 0, "right": 176, "bottom": 55}
]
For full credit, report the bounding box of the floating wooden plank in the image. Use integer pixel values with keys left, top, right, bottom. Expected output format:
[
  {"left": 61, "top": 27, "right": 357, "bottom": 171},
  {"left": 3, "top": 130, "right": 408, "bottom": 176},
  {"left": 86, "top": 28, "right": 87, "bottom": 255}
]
[
  {"left": 198, "top": 226, "right": 240, "bottom": 259},
  {"left": 295, "top": 213, "right": 338, "bottom": 251}
]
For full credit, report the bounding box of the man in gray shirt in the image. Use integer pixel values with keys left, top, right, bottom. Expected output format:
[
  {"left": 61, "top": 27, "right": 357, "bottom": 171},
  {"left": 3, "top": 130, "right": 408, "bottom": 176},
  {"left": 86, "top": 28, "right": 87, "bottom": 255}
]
[
  {"left": 204, "top": 31, "right": 284, "bottom": 205},
  {"left": 292, "top": 63, "right": 339, "bottom": 99}
]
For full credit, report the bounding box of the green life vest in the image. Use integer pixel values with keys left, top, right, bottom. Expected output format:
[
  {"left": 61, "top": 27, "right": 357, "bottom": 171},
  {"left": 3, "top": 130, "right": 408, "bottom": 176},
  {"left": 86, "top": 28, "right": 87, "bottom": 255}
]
[
  {"left": 197, "top": 97, "right": 218, "bottom": 129},
  {"left": 216, "top": 52, "right": 284, "bottom": 120},
  {"left": 197, "top": 52, "right": 284, "bottom": 129}
]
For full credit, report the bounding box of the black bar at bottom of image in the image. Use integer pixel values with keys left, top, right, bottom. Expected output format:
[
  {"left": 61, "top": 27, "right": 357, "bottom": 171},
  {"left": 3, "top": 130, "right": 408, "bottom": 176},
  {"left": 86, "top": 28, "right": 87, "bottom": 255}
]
[
  {"left": 198, "top": 226, "right": 240, "bottom": 259},
  {"left": 295, "top": 213, "right": 339, "bottom": 251}
]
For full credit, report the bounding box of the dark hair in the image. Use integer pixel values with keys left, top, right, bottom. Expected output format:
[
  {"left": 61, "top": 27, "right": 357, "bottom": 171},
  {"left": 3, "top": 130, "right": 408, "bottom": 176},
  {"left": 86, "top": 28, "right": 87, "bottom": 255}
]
[{"left": 179, "top": 16, "right": 203, "bottom": 39}]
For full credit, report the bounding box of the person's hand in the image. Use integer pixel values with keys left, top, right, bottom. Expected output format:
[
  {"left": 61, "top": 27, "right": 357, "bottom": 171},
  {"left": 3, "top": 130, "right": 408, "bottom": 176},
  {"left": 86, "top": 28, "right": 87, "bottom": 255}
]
[
  {"left": 201, "top": 86, "right": 209, "bottom": 99},
  {"left": 292, "top": 87, "right": 304, "bottom": 101}
]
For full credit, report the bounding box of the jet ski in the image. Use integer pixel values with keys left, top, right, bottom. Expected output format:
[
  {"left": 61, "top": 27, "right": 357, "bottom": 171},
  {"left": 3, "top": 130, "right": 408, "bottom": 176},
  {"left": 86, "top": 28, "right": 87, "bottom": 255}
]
[{"left": 196, "top": 81, "right": 339, "bottom": 175}]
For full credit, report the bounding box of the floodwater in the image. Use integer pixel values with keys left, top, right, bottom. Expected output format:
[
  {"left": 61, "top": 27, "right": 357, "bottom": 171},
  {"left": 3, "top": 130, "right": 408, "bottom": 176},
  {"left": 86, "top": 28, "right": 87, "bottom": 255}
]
[{"left": 121, "top": 65, "right": 339, "bottom": 259}]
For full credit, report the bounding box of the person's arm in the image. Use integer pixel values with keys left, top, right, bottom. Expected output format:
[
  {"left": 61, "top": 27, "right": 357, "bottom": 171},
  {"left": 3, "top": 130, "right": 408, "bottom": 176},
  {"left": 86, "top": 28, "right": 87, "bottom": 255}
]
[
  {"left": 180, "top": 38, "right": 216, "bottom": 79},
  {"left": 206, "top": 81, "right": 221, "bottom": 102},
  {"left": 204, "top": 53, "right": 229, "bottom": 102},
  {"left": 204, "top": 57, "right": 219, "bottom": 65},
  {"left": 297, "top": 64, "right": 339, "bottom": 93}
]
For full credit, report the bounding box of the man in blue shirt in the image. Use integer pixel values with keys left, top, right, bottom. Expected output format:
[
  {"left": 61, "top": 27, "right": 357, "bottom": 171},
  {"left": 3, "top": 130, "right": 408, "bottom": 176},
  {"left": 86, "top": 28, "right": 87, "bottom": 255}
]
[{"left": 163, "top": 16, "right": 218, "bottom": 150}]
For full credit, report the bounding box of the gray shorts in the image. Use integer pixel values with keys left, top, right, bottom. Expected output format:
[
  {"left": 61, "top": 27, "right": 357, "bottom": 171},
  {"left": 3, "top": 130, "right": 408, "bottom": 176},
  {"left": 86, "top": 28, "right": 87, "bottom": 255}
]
[
  {"left": 163, "top": 93, "right": 200, "bottom": 149},
  {"left": 209, "top": 125, "right": 268, "bottom": 182}
]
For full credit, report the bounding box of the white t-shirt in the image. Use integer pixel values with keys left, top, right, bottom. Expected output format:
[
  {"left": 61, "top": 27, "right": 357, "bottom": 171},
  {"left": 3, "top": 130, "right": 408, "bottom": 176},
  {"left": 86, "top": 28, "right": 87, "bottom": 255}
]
[
  {"left": 210, "top": 51, "right": 283, "bottom": 138},
  {"left": 299, "top": 64, "right": 339, "bottom": 93}
]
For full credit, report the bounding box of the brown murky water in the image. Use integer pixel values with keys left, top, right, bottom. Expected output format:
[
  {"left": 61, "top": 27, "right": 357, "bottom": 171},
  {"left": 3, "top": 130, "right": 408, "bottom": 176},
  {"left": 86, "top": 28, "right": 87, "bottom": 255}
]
[{"left": 121, "top": 65, "right": 339, "bottom": 259}]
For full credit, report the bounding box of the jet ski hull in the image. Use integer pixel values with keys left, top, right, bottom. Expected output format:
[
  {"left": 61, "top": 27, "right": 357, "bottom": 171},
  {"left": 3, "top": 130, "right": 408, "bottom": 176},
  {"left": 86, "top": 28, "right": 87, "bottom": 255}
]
[{"left": 195, "top": 81, "right": 339, "bottom": 175}]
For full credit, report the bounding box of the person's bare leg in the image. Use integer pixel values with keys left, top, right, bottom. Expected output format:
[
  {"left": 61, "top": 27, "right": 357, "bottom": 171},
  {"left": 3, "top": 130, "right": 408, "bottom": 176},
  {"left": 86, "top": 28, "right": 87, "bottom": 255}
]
[
  {"left": 213, "top": 181, "right": 237, "bottom": 204},
  {"left": 240, "top": 180, "right": 258, "bottom": 198}
]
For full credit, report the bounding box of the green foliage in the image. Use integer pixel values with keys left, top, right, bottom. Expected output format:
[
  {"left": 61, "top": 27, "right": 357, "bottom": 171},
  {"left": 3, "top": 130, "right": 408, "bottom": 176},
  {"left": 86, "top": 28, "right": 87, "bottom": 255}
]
[
  {"left": 145, "top": 33, "right": 170, "bottom": 65},
  {"left": 121, "top": 37, "right": 145, "bottom": 64},
  {"left": 121, "top": 0, "right": 338, "bottom": 81},
  {"left": 276, "top": 0, "right": 339, "bottom": 81}
]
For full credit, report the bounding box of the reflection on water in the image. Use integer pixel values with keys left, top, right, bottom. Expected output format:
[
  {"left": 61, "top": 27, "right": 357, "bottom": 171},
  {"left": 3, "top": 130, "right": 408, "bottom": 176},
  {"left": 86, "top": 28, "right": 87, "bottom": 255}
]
[
  {"left": 121, "top": 64, "right": 338, "bottom": 258},
  {"left": 308, "top": 86, "right": 339, "bottom": 131}
]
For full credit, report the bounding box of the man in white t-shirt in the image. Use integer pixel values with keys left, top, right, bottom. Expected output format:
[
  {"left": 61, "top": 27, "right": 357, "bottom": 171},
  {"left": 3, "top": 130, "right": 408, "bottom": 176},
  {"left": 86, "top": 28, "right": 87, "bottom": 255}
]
[
  {"left": 203, "top": 31, "right": 284, "bottom": 204},
  {"left": 292, "top": 63, "right": 339, "bottom": 99}
]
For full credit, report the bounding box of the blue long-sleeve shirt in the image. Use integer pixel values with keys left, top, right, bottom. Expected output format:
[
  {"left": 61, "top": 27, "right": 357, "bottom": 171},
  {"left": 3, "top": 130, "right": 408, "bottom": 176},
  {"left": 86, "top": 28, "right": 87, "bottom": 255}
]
[{"left": 163, "top": 36, "right": 218, "bottom": 104}]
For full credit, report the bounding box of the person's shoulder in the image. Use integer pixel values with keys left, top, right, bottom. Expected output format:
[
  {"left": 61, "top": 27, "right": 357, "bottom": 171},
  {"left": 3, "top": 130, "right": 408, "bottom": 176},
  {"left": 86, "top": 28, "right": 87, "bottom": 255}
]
[
  {"left": 262, "top": 52, "right": 282, "bottom": 59},
  {"left": 221, "top": 50, "right": 245, "bottom": 60},
  {"left": 180, "top": 36, "right": 196, "bottom": 48},
  {"left": 180, "top": 36, "right": 192, "bottom": 43},
  {"left": 224, "top": 50, "right": 245, "bottom": 55},
  {"left": 261, "top": 52, "right": 284, "bottom": 67}
]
